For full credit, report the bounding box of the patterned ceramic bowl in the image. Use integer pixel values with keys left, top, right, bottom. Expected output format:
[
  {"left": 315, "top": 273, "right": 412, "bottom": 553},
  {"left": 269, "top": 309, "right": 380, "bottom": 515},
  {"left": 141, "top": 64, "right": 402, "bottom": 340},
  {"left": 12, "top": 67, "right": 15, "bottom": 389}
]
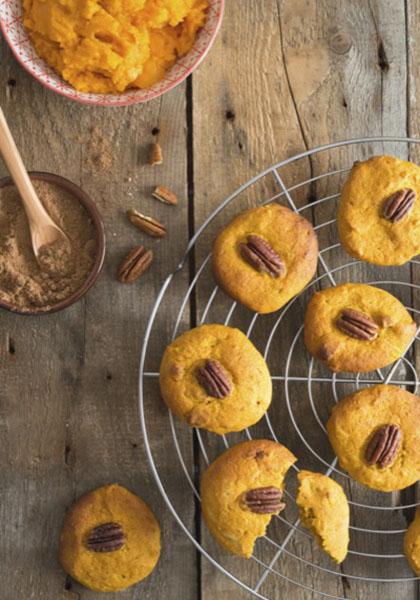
[{"left": 0, "top": 1, "right": 224, "bottom": 106}]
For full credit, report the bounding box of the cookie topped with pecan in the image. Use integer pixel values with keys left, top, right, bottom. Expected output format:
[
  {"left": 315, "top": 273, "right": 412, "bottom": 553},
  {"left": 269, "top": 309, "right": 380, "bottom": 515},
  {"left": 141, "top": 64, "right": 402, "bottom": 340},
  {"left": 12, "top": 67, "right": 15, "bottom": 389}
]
[
  {"left": 212, "top": 204, "right": 318, "bottom": 314},
  {"left": 304, "top": 283, "right": 416, "bottom": 373},
  {"left": 327, "top": 385, "right": 420, "bottom": 492},
  {"left": 201, "top": 440, "right": 297, "bottom": 557},
  {"left": 338, "top": 155, "right": 420, "bottom": 266},
  {"left": 59, "top": 484, "right": 161, "bottom": 592},
  {"left": 159, "top": 324, "right": 272, "bottom": 435}
]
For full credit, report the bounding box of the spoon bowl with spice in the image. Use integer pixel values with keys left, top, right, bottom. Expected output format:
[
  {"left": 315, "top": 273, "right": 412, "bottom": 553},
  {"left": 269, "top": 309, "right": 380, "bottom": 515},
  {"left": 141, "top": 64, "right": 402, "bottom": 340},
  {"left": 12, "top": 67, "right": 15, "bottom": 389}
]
[
  {"left": 0, "top": 107, "right": 71, "bottom": 264},
  {"left": 0, "top": 172, "right": 106, "bottom": 315}
]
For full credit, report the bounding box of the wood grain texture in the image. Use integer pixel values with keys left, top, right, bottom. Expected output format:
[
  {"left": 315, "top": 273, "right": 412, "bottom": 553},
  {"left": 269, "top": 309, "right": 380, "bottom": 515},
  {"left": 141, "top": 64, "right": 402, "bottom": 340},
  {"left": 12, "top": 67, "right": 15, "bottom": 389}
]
[
  {"left": 1, "top": 1, "right": 420, "bottom": 599},
  {"left": 0, "top": 36, "right": 196, "bottom": 600},
  {"left": 192, "top": 1, "right": 419, "bottom": 599}
]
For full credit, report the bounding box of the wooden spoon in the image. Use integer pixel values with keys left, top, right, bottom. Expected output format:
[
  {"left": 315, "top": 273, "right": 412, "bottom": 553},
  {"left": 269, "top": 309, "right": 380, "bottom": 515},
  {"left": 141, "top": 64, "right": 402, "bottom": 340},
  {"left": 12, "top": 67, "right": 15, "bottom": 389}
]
[{"left": 0, "top": 106, "right": 68, "bottom": 259}]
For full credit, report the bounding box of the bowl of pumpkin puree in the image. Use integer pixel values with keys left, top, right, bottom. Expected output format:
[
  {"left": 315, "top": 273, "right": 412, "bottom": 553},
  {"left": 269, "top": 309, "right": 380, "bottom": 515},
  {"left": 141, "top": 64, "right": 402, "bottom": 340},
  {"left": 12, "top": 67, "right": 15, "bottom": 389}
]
[{"left": 0, "top": 0, "right": 224, "bottom": 105}]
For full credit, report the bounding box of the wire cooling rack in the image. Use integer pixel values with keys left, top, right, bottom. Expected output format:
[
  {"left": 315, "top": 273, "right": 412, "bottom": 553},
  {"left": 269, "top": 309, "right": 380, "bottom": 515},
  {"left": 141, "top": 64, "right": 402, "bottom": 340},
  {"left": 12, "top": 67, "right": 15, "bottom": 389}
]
[{"left": 139, "top": 138, "right": 420, "bottom": 599}]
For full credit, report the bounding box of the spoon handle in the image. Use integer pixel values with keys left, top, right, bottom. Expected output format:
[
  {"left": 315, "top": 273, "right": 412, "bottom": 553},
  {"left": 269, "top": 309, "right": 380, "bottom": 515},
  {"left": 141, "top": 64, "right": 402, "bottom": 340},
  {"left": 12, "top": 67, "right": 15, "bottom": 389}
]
[{"left": 0, "top": 106, "right": 51, "bottom": 226}]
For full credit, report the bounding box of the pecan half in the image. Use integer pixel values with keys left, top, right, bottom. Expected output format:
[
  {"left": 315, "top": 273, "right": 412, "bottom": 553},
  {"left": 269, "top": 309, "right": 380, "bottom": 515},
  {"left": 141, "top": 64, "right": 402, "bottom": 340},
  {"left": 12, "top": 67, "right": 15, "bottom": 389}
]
[
  {"left": 152, "top": 185, "right": 178, "bottom": 206},
  {"left": 244, "top": 486, "right": 285, "bottom": 514},
  {"left": 86, "top": 522, "right": 125, "bottom": 552},
  {"left": 336, "top": 308, "right": 379, "bottom": 341},
  {"left": 240, "top": 235, "right": 285, "bottom": 278},
  {"left": 365, "top": 424, "right": 402, "bottom": 468},
  {"left": 149, "top": 142, "right": 163, "bottom": 166},
  {"left": 127, "top": 209, "right": 166, "bottom": 238},
  {"left": 117, "top": 245, "right": 153, "bottom": 283},
  {"left": 382, "top": 189, "right": 416, "bottom": 223},
  {"left": 196, "top": 360, "right": 231, "bottom": 398}
]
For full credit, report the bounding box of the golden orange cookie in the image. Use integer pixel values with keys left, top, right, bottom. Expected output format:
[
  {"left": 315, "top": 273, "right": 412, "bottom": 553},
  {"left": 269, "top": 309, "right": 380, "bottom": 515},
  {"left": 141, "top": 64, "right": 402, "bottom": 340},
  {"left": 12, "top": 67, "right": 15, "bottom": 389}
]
[
  {"left": 304, "top": 283, "right": 416, "bottom": 372},
  {"left": 296, "top": 470, "right": 349, "bottom": 563},
  {"left": 212, "top": 203, "right": 318, "bottom": 314},
  {"left": 201, "top": 440, "right": 297, "bottom": 557},
  {"left": 159, "top": 324, "right": 272, "bottom": 434},
  {"left": 59, "top": 484, "right": 161, "bottom": 592},
  {"left": 404, "top": 508, "right": 420, "bottom": 575},
  {"left": 338, "top": 156, "right": 420, "bottom": 266},
  {"left": 327, "top": 385, "right": 420, "bottom": 492}
]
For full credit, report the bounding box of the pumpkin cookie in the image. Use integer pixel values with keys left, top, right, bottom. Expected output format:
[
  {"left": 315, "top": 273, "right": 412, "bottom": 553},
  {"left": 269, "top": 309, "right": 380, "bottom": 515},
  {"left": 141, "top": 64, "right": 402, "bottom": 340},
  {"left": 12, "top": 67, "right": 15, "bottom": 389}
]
[
  {"left": 212, "top": 204, "right": 318, "bottom": 314},
  {"left": 296, "top": 470, "right": 349, "bottom": 563},
  {"left": 404, "top": 508, "right": 420, "bottom": 575},
  {"left": 304, "top": 283, "right": 416, "bottom": 372},
  {"left": 338, "top": 156, "right": 420, "bottom": 266},
  {"left": 327, "top": 385, "right": 420, "bottom": 492},
  {"left": 159, "top": 324, "right": 272, "bottom": 434},
  {"left": 201, "top": 440, "right": 297, "bottom": 557},
  {"left": 59, "top": 484, "right": 161, "bottom": 592}
]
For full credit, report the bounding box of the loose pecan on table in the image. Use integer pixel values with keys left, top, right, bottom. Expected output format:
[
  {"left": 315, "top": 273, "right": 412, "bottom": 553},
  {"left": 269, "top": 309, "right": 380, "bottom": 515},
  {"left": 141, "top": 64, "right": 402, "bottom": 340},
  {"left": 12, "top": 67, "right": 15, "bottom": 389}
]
[
  {"left": 382, "top": 188, "right": 416, "bottom": 223},
  {"left": 244, "top": 487, "right": 285, "bottom": 514},
  {"left": 127, "top": 209, "right": 166, "bottom": 238},
  {"left": 365, "top": 424, "right": 402, "bottom": 468},
  {"left": 196, "top": 360, "right": 232, "bottom": 398},
  {"left": 149, "top": 142, "right": 163, "bottom": 166},
  {"left": 86, "top": 522, "right": 125, "bottom": 552},
  {"left": 336, "top": 308, "right": 379, "bottom": 341},
  {"left": 240, "top": 235, "right": 285, "bottom": 278},
  {"left": 117, "top": 245, "right": 153, "bottom": 283},
  {"left": 152, "top": 185, "right": 178, "bottom": 206}
]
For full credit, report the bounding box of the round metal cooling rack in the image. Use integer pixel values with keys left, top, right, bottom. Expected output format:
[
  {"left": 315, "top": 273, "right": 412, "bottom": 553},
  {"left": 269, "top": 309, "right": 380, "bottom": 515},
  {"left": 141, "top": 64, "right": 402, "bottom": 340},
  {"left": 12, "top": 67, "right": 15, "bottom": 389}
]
[{"left": 139, "top": 137, "right": 420, "bottom": 599}]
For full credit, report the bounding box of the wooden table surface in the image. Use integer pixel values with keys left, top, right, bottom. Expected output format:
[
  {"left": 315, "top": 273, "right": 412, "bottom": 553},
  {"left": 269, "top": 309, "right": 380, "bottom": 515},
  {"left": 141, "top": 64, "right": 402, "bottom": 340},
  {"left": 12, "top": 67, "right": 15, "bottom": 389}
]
[{"left": 1, "top": 2, "right": 420, "bottom": 599}]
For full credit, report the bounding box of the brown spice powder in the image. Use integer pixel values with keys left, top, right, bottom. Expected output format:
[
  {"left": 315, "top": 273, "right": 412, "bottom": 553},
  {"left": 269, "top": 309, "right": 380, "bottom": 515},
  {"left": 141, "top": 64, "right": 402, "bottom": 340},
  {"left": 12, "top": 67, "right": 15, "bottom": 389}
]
[
  {"left": 86, "top": 127, "right": 113, "bottom": 172},
  {"left": 38, "top": 237, "right": 75, "bottom": 277},
  {"left": 0, "top": 180, "right": 97, "bottom": 311}
]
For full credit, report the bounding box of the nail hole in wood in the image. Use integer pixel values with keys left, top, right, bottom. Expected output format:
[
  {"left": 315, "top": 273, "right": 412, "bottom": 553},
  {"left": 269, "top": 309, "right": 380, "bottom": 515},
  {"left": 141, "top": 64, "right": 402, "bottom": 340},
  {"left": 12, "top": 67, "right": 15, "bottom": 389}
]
[
  {"left": 131, "top": 443, "right": 138, "bottom": 449},
  {"left": 7, "top": 78, "right": 16, "bottom": 87},
  {"left": 151, "top": 127, "right": 160, "bottom": 136},
  {"left": 238, "top": 142, "right": 243, "bottom": 151},
  {"left": 226, "top": 110, "right": 235, "bottom": 121},
  {"left": 342, "top": 98, "right": 348, "bottom": 108},
  {"left": 8, "top": 337, "right": 15, "bottom": 355},
  {"left": 106, "top": 372, "right": 112, "bottom": 381},
  {"left": 64, "top": 445, "right": 71, "bottom": 464},
  {"left": 377, "top": 40, "right": 389, "bottom": 72}
]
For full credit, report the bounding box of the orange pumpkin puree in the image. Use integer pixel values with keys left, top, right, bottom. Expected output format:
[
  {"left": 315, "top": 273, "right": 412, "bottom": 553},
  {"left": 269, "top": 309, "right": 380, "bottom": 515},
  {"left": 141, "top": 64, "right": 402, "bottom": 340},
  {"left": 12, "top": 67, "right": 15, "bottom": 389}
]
[{"left": 22, "top": 0, "right": 209, "bottom": 94}]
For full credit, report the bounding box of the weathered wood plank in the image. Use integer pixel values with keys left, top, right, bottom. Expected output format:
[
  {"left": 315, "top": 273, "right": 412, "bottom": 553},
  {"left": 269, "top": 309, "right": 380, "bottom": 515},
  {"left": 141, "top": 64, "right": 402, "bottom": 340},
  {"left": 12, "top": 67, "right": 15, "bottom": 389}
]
[
  {"left": 193, "top": 2, "right": 311, "bottom": 599},
  {"left": 406, "top": 3, "right": 420, "bottom": 599},
  {"left": 0, "top": 37, "right": 196, "bottom": 599},
  {"left": 193, "top": 1, "right": 418, "bottom": 599},
  {"left": 1, "top": 0, "right": 419, "bottom": 598}
]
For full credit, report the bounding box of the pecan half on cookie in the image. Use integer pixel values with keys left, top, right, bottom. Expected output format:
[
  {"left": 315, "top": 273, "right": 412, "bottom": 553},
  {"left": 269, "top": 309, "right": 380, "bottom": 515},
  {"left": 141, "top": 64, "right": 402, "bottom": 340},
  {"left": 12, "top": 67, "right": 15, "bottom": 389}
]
[
  {"left": 240, "top": 235, "right": 285, "bottom": 277},
  {"left": 196, "top": 360, "right": 231, "bottom": 398},
  {"left": 365, "top": 424, "right": 402, "bottom": 468},
  {"left": 86, "top": 522, "right": 125, "bottom": 552},
  {"left": 336, "top": 308, "right": 379, "bottom": 341},
  {"left": 382, "top": 189, "right": 416, "bottom": 223},
  {"left": 243, "top": 486, "right": 285, "bottom": 514}
]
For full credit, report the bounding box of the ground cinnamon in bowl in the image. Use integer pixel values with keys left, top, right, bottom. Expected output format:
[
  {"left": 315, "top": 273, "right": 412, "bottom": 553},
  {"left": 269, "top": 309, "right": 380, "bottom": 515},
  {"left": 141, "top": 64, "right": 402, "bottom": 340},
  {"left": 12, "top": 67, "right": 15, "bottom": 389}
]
[
  {"left": 37, "top": 237, "right": 75, "bottom": 277},
  {"left": 0, "top": 175, "right": 104, "bottom": 313}
]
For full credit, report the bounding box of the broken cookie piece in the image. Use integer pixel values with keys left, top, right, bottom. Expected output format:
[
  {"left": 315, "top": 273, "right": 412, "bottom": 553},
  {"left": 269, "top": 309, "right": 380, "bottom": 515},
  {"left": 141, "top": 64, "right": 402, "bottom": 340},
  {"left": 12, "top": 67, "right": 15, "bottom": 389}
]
[{"left": 296, "top": 470, "right": 349, "bottom": 563}]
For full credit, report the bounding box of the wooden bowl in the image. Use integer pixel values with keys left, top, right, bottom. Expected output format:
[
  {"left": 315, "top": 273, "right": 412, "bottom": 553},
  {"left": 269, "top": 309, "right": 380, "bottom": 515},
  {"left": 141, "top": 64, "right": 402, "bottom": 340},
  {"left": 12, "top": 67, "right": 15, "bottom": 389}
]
[{"left": 0, "top": 172, "right": 106, "bottom": 315}]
